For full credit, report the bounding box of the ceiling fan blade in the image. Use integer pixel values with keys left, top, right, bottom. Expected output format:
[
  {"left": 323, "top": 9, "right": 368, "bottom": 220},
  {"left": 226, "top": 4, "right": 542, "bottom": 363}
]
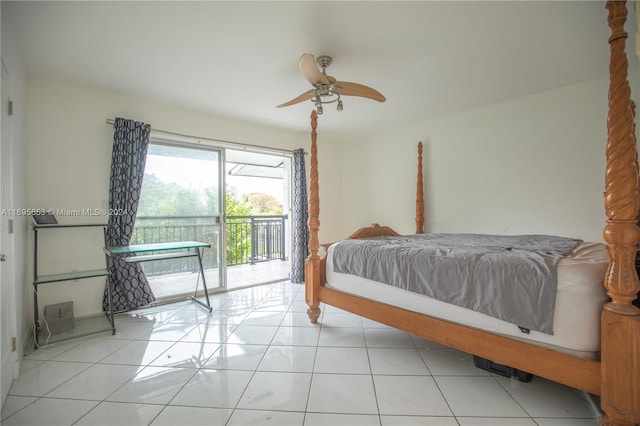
[
  {"left": 335, "top": 81, "right": 386, "bottom": 102},
  {"left": 299, "top": 53, "right": 330, "bottom": 85},
  {"left": 276, "top": 89, "right": 315, "bottom": 108}
]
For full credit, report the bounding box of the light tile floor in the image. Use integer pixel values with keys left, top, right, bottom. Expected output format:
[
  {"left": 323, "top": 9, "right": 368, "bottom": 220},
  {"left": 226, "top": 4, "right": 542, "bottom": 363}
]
[
  {"left": 148, "top": 260, "right": 291, "bottom": 300},
  {"left": 2, "top": 281, "right": 601, "bottom": 426}
]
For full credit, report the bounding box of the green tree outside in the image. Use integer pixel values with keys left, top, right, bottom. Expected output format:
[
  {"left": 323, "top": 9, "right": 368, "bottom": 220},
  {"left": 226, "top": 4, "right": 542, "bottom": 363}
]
[{"left": 225, "top": 187, "right": 252, "bottom": 265}]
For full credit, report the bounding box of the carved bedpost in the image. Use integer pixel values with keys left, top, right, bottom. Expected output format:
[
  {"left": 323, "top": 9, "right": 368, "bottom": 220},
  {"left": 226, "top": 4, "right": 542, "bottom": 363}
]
[
  {"left": 305, "top": 110, "right": 321, "bottom": 323},
  {"left": 601, "top": 1, "right": 640, "bottom": 425},
  {"left": 416, "top": 142, "right": 425, "bottom": 234}
]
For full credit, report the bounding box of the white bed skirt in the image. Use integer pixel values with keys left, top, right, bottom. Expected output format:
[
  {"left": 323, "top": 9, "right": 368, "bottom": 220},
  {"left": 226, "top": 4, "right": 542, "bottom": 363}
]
[{"left": 325, "top": 241, "right": 609, "bottom": 359}]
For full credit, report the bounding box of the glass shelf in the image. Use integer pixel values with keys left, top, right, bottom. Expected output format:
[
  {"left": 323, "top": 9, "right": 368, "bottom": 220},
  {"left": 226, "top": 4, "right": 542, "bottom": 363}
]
[
  {"left": 36, "top": 313, "right": 114, "bottom": 346},
  {"left": 33, "top": 223, "right": 107, "bottom": 229},
  {"left": 34, "top": 269, "right": 109, "bottom": 285}
]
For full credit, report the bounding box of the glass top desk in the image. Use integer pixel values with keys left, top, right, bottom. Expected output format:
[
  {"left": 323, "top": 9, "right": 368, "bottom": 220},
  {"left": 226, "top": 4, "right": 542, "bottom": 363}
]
[{"left": 105, "top": 241, "right": 212, "bottom": 312}]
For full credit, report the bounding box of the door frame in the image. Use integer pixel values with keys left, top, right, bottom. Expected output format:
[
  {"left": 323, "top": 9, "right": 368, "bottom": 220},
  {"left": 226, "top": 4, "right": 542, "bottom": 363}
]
[
  {"left": 1, "top": 59, "right": 18, "bottom": 405},
  {"left": 223, "top": 148, "right": 292, "bottom": 290}
]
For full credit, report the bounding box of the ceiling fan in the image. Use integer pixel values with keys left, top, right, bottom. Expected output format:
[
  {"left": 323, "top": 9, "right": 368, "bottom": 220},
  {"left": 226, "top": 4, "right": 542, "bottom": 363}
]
[{"left": 276, "top": 53, "right": 386, "bottom": 114}]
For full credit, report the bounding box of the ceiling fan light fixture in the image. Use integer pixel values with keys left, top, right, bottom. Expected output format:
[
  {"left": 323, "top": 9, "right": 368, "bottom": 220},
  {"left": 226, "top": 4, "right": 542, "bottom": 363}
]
[
  {"left": 311, "top": 88, "right": 341, "bottom": 112},
  {"left": 276, "top": 54, "right": 386, "bottom": 111},
  {"left": 314, "top": 95, "right": 324, "bottom": 114}
]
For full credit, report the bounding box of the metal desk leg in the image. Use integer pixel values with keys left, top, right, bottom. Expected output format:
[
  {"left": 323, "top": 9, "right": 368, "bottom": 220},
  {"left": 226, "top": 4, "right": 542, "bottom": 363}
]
[
  {"left": 105, "top": 276, "right": 116, "bottom": 335},
  {"left": 191, "top": 247, "right": 212, "bottom": 312}
]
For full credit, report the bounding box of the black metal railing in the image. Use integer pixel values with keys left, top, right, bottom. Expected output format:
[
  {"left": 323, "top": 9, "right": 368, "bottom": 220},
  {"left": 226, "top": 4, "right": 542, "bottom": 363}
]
[
  {"left": 226, "top": 215, "right": 287, "bottom": 266},
  {"left": 130, "top": 215, "right": 287, "bottom": 276}
]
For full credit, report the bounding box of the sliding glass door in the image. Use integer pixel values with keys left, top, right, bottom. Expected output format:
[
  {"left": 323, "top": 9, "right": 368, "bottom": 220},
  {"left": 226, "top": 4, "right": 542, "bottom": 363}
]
[
  {"left": 133, "top": 142, "right": 224, "bottom": 301},
  {"left": 133, "top": 140, "right": 293, "bottom": 300}
]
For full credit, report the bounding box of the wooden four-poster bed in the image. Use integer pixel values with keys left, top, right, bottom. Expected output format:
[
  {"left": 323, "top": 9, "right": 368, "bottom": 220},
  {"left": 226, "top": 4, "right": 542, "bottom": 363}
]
[{"left": 304, "top": 2, "right": 639, "bottom": 425}]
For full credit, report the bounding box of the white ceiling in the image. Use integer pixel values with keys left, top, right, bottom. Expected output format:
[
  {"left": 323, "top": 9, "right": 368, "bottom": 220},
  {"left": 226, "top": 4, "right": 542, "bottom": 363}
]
[{"left": 4, "top": 1, "right": 628, "bottom": 141}]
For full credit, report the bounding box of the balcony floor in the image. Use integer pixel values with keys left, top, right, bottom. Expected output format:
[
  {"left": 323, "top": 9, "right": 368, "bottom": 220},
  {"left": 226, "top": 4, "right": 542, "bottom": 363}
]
[{"left": 147, "top": 259, "right": 290, "bottom": 301}]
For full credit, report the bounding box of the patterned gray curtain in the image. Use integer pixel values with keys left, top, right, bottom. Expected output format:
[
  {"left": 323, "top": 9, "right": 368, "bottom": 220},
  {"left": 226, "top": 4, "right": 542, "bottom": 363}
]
[
  {"left": 291, "top": 148, "right": 309, "bottom": 283},
  {"left": 103, "top": 118, "right": 156, "bottom": 312}
]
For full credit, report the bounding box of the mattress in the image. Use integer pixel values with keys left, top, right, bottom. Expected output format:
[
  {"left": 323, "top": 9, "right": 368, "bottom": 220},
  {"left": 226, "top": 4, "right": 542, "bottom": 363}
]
[{"left": 325, "top": 241, "right": 609, "bottom": 358}]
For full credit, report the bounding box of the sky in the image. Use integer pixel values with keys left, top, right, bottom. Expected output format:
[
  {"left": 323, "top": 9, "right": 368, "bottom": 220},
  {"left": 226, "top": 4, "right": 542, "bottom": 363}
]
[{"left": 227, "top": 175, "right": 285, "bottom": 205}]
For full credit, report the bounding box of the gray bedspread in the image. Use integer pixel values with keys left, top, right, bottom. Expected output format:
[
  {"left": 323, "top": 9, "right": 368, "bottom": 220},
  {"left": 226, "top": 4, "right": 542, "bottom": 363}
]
[{"left": 331, "top": 233, "right": 582, "bottom": 334}]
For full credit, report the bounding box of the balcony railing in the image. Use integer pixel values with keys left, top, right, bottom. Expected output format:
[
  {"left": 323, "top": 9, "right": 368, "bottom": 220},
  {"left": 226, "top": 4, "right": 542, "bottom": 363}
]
[{"left": 130, "top": 215, "right": 287, "bottom": 276}]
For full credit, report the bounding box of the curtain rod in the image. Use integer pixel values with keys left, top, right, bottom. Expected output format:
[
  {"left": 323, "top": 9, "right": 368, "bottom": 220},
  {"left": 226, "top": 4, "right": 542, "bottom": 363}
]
[{"left": 105, "top": 118, "right": 306, "bottom": 156}]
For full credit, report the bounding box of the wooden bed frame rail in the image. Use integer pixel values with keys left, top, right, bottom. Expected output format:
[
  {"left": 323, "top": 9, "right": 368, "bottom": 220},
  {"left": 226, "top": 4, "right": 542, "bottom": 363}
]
[{"left": 305, "top": 2, "right": 639, "bottom": 425}]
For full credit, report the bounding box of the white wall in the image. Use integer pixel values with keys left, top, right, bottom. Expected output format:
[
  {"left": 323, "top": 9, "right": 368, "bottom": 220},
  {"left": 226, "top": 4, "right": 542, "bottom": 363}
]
[
  {"left": 18, "top": 0, "right": 640, "bottom": 354},
  {"left": 341, "top": 77, "right": 611, "bottom": 243},
  {"left": 338, "top": 6, "right": 640, "bottom": 242},
  {"left": 26, "top": 77, "right": 343, "bottom": 317}
]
